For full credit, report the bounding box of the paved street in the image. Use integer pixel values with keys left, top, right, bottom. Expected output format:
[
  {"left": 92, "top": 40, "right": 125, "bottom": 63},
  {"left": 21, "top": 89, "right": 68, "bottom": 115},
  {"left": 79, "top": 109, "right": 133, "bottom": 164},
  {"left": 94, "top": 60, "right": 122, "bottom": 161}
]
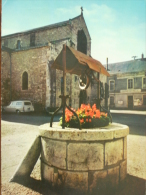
[
  {"left": 2, "top": 111, "right": 146, "bottom": 135},
  {"left": 112, "top": 113, "right": 146, "bottom": 136},
  {"left": 1, "top": 112, "right": 61, "bottom": 126}
]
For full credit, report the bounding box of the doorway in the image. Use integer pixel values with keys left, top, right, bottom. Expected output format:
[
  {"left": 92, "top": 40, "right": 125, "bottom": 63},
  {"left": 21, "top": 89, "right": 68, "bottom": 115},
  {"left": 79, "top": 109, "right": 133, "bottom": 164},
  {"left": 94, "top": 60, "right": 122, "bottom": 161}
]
[{"left": 128, "top": 96, "right": 133, "bottom": 109}]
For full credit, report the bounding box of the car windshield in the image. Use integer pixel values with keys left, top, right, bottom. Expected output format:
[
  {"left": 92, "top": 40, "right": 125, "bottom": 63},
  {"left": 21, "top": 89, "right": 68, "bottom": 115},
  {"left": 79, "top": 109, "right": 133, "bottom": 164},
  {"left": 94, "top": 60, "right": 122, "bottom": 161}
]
[
  {"left": 8, "top": 102, "right": 14, "bottom": 106},
  {"left": 24, "top": 102, "right": 31, "bottom": 105}
]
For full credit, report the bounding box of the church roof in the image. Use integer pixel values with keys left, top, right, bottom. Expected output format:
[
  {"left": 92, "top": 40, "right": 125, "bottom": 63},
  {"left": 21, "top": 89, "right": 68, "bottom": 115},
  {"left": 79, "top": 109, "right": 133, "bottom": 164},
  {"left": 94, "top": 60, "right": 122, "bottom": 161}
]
[{"left": 2, "top": 14, "right": 91, "bottom": 39}]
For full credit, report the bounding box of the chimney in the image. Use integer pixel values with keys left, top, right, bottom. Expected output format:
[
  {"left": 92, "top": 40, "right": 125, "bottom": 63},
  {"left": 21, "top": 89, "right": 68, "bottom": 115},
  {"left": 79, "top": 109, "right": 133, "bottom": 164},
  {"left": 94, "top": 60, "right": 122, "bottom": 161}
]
[
  {"left": 141, "top": 53, "right": 144, "bottom": 59},
  {"left": 106, "top": 58, "right": 108, "bottom": 70}
]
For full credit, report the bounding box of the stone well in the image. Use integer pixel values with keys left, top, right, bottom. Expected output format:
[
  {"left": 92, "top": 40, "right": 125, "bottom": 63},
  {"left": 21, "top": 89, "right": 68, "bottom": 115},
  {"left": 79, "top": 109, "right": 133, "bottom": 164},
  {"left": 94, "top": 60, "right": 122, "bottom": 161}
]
[{"left": 39, "top": 122, "right": 129, "bottom": 195}]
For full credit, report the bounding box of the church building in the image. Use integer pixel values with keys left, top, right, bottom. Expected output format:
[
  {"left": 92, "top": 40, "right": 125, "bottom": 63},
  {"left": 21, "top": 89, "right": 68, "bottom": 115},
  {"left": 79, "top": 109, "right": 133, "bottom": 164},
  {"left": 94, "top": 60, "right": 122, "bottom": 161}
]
[{"left": 1, "top": 11, "right": 107, "bottom": 111}]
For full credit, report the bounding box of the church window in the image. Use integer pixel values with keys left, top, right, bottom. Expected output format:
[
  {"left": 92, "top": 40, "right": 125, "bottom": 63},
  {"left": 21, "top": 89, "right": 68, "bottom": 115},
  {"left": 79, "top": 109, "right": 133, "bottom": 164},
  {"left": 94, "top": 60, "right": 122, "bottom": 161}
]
[
  {"left": 22, "top": 72, "right": 28, "bottom": 90},
  {"left": 77, "top": 29, "right": 87, "bottom": 54},
  {"left": 17, "top": 40, "right": 21, "bottom": 49},
  {"left": 4, "top": 39, "right": 8, "bottom": 47},
  {"left": 30, "top": 33, "right": 35, "bottom": 46}
]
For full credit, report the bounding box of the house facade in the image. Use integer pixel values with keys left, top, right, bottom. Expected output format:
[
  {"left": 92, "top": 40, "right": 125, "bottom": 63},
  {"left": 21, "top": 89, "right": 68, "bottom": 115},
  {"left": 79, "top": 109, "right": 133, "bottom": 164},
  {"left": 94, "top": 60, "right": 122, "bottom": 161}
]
[
  {"left": 1, "top": 13, "right": 107, "bottom": 111},
  {"left": 107, "top": 55, "right": 146, "bottom": 110}
]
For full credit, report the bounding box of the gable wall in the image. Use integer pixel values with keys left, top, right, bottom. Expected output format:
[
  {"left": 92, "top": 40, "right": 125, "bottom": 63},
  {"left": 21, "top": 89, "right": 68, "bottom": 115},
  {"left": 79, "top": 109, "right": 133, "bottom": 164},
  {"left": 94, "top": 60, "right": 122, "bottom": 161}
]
[
  {"left": 71, "top": 15, "right": 91, "bottom": 56},
  {"left": 1, "top": 15, "right": 91, "bottom": 54}
]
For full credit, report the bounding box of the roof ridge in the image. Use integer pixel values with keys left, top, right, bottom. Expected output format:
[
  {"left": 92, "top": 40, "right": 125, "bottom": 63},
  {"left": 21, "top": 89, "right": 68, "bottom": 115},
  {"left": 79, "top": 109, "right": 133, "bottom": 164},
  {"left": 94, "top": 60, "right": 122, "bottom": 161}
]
[
  {"left": 2, "top": 14, "right": 81, "bottom": 38},
  {"left": 106, "top": 58, "right": 146, "bottom": 65}
]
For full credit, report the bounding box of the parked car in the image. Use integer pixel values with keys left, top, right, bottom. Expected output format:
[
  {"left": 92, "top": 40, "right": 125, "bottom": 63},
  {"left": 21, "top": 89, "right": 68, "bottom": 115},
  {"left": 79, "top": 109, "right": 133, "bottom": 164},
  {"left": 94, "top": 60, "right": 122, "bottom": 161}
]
[{"left": 2, "top": 100, "right": 34, "bottom": 113}]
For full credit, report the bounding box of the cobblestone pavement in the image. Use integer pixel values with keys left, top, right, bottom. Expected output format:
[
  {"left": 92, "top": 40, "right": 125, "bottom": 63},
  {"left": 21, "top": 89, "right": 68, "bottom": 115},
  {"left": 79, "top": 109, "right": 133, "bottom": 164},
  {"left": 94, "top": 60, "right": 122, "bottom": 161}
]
[{"left": 1, "top": 120, "right": 146, "bottom": 195}]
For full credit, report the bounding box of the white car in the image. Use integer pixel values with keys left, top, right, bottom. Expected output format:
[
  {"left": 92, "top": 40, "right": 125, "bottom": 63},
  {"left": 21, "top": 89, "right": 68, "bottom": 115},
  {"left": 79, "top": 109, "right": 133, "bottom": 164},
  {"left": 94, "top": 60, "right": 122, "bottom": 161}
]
[{"left": 3, "top": 100, "right": 34, "bottom": 113}]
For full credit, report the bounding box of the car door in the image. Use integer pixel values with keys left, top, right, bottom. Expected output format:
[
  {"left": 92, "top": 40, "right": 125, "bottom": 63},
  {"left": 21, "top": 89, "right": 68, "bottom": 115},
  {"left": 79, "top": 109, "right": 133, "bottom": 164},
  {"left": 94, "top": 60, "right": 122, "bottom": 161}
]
[
  {"left": 6, "top": 102, "right": 14, "bottom": 112},
  {"left": 16, "top": 101, "right": 23, "bottom": 112},
  {"left": 11, "top": 102, "right": 16, "bottom": 112},
  {"left": 24, "top": 101, "right": 31, "bottom": 112}
]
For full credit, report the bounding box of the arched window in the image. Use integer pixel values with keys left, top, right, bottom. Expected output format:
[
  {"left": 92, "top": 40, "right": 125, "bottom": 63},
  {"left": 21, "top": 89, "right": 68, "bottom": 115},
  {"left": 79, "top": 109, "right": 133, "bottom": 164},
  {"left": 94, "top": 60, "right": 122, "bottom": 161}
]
[
  {"left": 22, "top": 72, "right": 28, "bottom": 90},
  {"left": 77, "top": 29, "right": 87, "bottom": 54}
]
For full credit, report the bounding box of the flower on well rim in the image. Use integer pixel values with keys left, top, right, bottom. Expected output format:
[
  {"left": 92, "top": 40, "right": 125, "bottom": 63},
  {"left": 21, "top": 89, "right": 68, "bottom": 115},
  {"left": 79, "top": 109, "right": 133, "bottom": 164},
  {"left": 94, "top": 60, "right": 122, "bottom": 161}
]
[
  {"left": 89, "top": 110, "right": 94, "bottom": 118},
  {"left": 101, "top": 112, "right": 107, "bottom": 117},
  {"left": 60, "top": 104, "right": 109, "bottom": 128},
  {"left": 95, "top": 109, "right": 100, "bottom": 118},
  {"left": 80, "top": 118, "right": 84, "bottom": 123}
]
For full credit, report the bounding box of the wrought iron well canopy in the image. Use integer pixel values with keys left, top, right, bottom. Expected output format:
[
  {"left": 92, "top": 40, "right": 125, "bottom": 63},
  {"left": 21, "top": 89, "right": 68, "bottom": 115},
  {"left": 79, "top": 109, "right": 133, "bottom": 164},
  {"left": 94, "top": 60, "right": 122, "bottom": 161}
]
[
  {"left": 51, "top": 45, "right": 110, "bottom": 76},
  {"left": 50, "top": 44, "right": 110, "bottom": 129}
]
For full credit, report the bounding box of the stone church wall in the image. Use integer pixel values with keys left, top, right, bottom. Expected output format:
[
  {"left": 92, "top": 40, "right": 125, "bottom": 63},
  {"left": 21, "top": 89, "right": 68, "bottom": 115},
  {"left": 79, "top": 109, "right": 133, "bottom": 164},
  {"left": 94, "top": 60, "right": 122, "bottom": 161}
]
[
  {"left": 1, "top": 15, "right": 105, "bottom": 110},
  {"left": 10, "top": 46, "right": 48, "bottom": 107},
  {"left": 1, "top": 15, "right": 91, "bottom": 55},
  {"left": 2, "top": 20, "right": 72, "bottom": 50},
  {"left": 1, "top": 50, "right": 11, "bottom": 105},
  {"left": 71, "top": 15, "right": 91, "bottom": 56}
]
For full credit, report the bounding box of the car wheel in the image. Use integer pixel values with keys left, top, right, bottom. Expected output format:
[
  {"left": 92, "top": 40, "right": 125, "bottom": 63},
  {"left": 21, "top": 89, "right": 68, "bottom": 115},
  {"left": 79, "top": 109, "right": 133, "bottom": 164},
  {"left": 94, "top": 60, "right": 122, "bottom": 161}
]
[{"left": 16, "top": 110, "right": 20, "bottom": 114}]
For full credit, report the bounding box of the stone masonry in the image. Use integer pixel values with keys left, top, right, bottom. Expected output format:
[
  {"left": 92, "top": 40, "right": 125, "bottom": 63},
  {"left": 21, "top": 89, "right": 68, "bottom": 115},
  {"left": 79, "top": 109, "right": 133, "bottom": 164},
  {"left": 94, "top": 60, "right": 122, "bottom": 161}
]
[
  {"left": 1, "top": 14, "right": 107, "bottom": 110},
  {"left": 1, "top": 50, "right": 11, "bottom": 105},
  {"left": 39, "top": 122, "right": 129, "bottom": 195}
]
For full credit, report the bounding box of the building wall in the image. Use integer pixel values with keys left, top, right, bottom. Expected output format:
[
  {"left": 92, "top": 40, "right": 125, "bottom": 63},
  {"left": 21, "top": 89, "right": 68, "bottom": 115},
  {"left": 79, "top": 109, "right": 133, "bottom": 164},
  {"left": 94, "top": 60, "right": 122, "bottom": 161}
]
[
  {"left": 84, "top": 73, "right": 107, "bottom": 108},
  {"left": 71, "top": 15, "right": 91, "bottom": 56},
  {"left": 116, "top": 78, "right": 127, "bottom": 91},
  {"left": 108, "top": 71, "right": 146, "bottom": 110},
  {"left": 1, "top": 15, "right": 108, "bottom": 110},
  {"left": 46, "top": 40, "right": 81, "bottom": 110},
  {"left": 1, "top": 50, "right": 11, "bottom": 105},
  {"left": 1, "top": 25, "right": 72, "bottom": 49},
  {"left": 1, "top": 15, "right": 91, "bottom": 56},
  {"left": 10, "top": 46, "right": 48, "bottom": 106},
  {"left": 134, "top": 77, "right": 142, "bottom": 89}
]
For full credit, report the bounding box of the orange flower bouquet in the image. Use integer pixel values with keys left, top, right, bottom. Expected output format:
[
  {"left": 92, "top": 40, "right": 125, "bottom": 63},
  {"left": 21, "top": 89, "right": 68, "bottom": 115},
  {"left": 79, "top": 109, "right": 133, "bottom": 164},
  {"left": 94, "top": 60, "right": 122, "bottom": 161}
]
[{"left": 60, "top": 104, "right": 110, "bottom": 128}]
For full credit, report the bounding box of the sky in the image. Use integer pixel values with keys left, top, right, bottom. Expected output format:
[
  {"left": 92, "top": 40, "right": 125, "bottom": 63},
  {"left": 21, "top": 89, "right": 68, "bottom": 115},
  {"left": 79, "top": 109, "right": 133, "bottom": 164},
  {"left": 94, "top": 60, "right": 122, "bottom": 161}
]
[{"left": 2, "top": 0, "right": 146, "bottom": 64}]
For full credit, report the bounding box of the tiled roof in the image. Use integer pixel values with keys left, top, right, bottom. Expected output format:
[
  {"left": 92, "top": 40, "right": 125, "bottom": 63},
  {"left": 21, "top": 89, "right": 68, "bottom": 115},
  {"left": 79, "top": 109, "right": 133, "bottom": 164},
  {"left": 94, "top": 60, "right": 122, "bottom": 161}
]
[{"left": 106, "top": 58, "right": 146, "bottom": 74}]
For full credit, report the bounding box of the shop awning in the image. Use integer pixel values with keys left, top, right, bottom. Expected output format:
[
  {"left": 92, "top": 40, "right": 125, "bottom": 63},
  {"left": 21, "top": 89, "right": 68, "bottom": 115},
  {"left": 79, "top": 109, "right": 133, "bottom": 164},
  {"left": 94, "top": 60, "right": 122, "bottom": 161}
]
[{"left": 51, "top": 45, "right": 110, "bottom": 76}]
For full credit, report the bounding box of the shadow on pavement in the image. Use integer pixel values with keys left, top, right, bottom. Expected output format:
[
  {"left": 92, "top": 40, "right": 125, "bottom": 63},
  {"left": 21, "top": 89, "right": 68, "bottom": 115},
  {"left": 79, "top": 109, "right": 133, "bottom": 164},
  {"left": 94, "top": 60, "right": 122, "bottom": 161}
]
[
  {"left": 11, "top": 174, "right": 145, "bottom": 195},
  {"left": 2, "top": 112, "right": 146, "bottom": 135},
  {"left": 112, "top": 113, "right": 146, "bottom": 136},
  {"left": 1, "top": 112, "right": 62, "bottom": 126}
]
